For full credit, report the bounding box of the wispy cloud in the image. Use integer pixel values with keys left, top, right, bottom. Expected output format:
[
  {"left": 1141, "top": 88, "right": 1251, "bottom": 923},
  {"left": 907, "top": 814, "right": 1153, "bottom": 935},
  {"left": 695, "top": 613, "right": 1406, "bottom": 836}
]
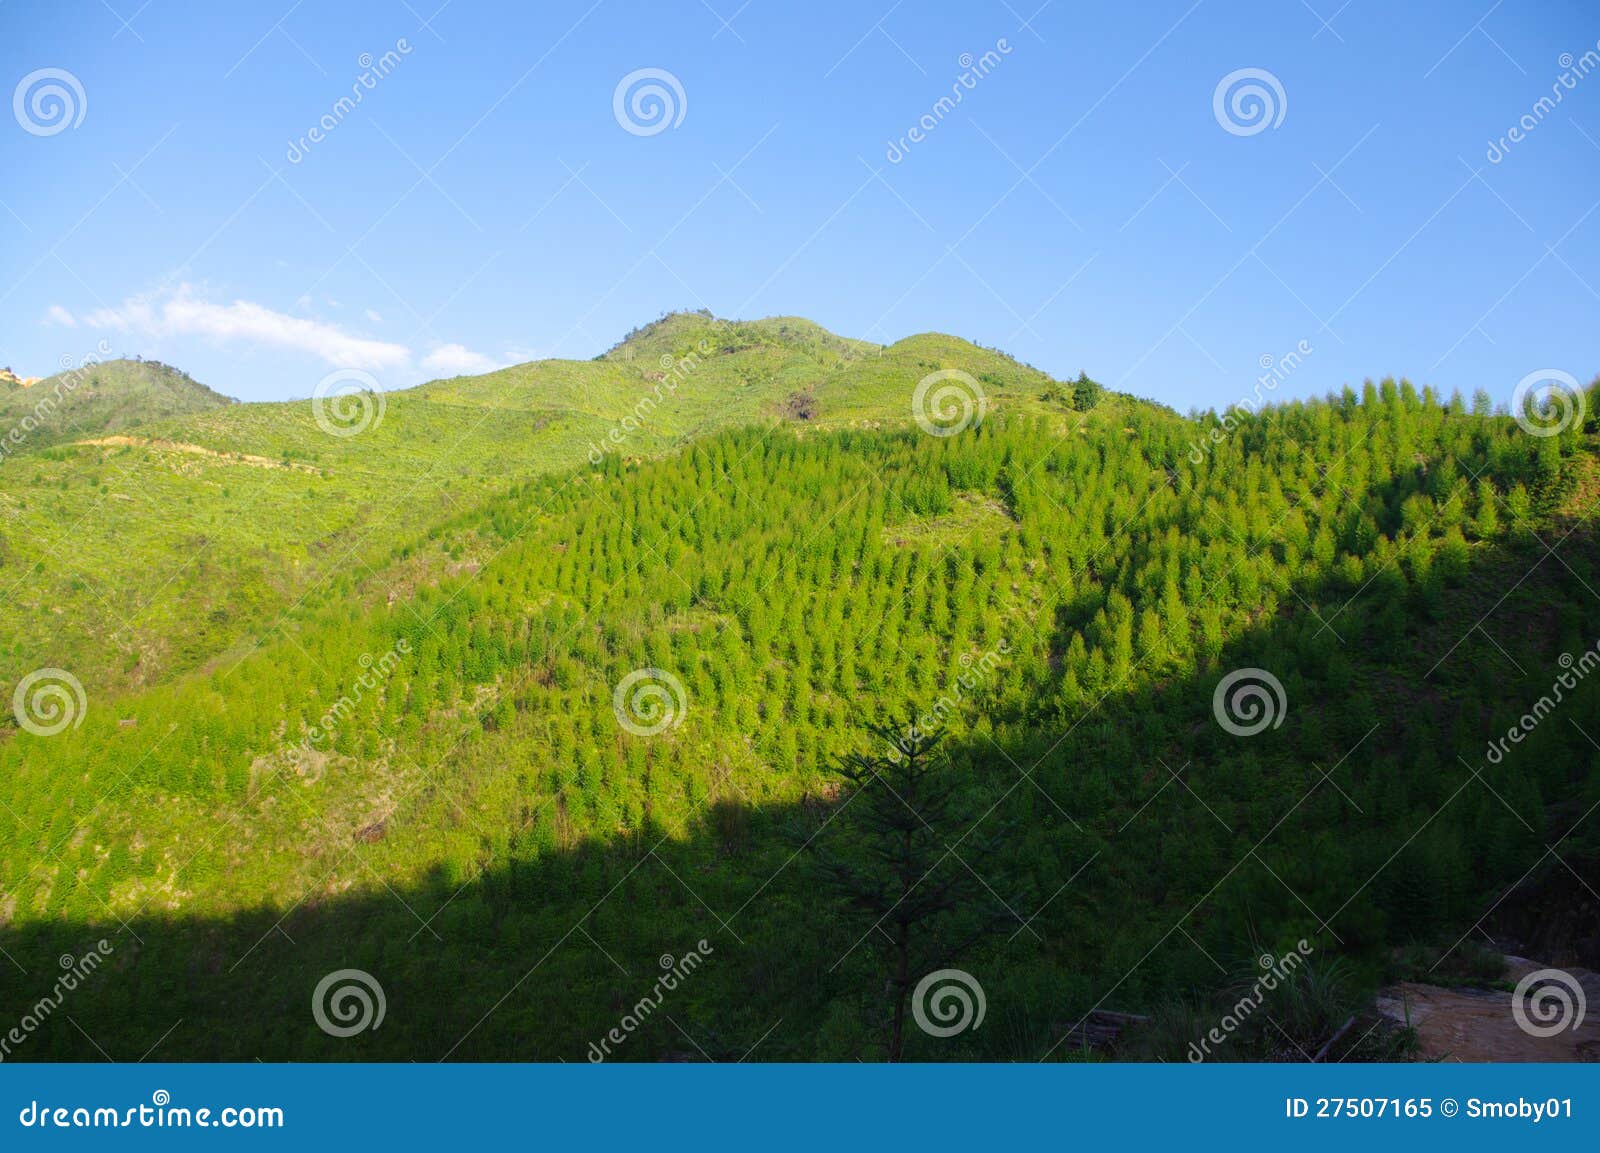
[
  {"left": 421, "top": 343, "right": 502, "bottom": 376},
  {"left": 80, "top": 286, "right": 411, "bottom": 369},
  {"left": 55, "top": 285, "right": 503, "bottom": 383}
]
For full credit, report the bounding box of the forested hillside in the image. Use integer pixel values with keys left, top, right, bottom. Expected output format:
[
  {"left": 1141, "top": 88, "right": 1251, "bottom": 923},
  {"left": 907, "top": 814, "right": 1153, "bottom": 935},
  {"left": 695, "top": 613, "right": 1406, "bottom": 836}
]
[
  {"left": 0, "top": 314, "right": 1110, "bottom": 696},
  {"left": 1, "top": 317, "right": 1597, "bottom": 1061}
]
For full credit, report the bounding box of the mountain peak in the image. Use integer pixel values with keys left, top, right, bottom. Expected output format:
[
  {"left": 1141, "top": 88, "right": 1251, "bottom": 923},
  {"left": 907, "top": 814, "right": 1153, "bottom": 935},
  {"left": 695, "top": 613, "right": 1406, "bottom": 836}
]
[
  {"left": 598, "top": 310, "right": 880, "bottom": 368},
  {"left": 0, "top": 357, "right": 234, "bottom": 454}
]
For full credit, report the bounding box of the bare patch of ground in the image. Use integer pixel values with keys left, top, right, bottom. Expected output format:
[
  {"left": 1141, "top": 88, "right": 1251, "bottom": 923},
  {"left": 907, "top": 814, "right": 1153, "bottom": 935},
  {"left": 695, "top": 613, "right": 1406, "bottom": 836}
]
[
  {"left": 76, "top": 435, "right": 321, "bottom": 472},
  {"left": 1375, "top": 957, "right": 1600, "bottom": 1061}
]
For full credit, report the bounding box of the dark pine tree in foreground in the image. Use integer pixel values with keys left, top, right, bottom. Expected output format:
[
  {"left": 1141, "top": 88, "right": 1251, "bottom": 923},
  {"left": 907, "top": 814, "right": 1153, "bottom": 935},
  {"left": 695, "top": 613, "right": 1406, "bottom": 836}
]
[{"left": 813, "top": 721, "right": 1016, "bottom": 1060}]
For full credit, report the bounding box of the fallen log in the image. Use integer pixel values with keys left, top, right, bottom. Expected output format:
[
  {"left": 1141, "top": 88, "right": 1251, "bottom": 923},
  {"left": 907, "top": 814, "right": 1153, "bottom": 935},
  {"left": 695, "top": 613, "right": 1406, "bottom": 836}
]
[
  {"left": 1053, "top": 1009, "right": 1151, "bottom": 1052},
  {"left": 1311, "top": 1015, "right": 1358, "bottom": 1063}
]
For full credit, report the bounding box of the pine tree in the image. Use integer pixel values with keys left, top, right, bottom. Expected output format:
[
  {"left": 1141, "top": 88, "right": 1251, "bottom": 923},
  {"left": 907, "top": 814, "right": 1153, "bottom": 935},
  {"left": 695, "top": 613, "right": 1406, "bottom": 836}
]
[{"left": 811, "top": 722, "right": 1013, "bottom": 1060}]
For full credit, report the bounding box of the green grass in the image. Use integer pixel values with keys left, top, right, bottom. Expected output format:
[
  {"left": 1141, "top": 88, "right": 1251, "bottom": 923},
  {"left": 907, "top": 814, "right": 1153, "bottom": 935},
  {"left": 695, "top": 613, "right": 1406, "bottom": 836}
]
[{"left": 0, "top": 358, "right": 231, "bottom": 455}]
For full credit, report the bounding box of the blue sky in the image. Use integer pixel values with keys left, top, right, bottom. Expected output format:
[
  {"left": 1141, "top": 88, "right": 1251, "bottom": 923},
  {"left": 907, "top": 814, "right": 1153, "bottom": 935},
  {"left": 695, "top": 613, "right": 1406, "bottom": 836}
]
[{"left": 2, "top": 0, "right": 1597, "bottom": 409}]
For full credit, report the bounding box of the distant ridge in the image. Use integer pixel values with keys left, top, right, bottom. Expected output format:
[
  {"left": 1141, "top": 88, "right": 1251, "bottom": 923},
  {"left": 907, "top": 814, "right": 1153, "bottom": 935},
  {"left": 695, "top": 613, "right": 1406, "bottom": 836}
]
[{"left": 0, "top": 358, "right": 233, "bottom": 453}]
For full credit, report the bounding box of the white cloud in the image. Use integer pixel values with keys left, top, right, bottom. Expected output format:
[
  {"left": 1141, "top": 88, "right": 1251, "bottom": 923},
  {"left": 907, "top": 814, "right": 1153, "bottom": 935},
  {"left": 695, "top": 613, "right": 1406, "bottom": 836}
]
[
  {"left": 64, "top": 285, "right": 500, "bottom": 382},
  {"left": 83, "top": 285, "right": 410, "bottom": 369},
  {"left": 422, "top": 343, "right": 500, "bottom": 376}
]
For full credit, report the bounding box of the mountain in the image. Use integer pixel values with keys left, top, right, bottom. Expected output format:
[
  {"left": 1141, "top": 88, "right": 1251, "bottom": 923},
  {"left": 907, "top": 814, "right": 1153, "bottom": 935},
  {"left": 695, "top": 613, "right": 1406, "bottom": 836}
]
[
  {"left": 1, "top": 315, "right": 1597, "bottom": 1063},
  {"left": 0, "top": 358, "right": 233, "bottom": 453},
  {"left": 0, "top": 315, "right": 1111, "bottom": 695}
]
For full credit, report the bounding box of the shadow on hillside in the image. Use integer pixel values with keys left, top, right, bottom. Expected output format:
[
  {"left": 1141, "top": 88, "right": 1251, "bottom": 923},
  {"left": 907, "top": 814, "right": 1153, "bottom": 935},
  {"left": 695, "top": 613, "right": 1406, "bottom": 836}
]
[{"left": 3, "top": 503, "right": 1598, "bottom": 1063}]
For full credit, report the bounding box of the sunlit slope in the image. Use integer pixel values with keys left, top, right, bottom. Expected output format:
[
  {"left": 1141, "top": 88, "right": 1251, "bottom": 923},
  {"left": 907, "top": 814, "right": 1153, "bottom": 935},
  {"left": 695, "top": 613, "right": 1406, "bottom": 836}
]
[
  {"left": 1, "top": 385, "right": 1595, "bottom": 1059},
  {"left": 0, "top": 315, "right": 1093, "bottom": 694},
  {"left": 0, "top": 358, "right": 232, "bottom": 453}
]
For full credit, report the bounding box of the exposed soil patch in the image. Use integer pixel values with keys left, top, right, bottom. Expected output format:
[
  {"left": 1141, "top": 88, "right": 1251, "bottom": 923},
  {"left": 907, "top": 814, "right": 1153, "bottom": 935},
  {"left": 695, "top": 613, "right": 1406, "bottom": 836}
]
[
  {"left": 782, "top": 391, "right": 817, "bottom": 420},
  {"left": 76, "top": 435, "right": 321, "bottom": 473},
  {"left": 1375, "top": 957, "right": 1600, "bottom": 1061}
]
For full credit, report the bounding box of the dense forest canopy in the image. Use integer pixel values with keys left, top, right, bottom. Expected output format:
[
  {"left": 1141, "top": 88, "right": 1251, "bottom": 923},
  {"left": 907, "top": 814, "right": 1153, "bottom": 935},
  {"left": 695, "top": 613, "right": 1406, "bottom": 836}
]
[{"left": 1, "top": 319, "right": 1597, "bottom": 1061}]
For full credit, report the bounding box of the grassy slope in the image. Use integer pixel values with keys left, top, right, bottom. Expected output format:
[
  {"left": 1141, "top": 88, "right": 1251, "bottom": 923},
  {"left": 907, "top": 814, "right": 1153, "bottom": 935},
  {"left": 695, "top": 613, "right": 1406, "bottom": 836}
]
[
  {"left": 0, "top": 358, "right": 232, "bottom": 450},
  {"left": 0, "top": 314, "right": 1104, "bottom": 694},
  {"left": 0, "top": 384, "right": 1595, "bottom": 1060},
  {"left": 28, "top": 320, "right": 1595, "bottom": 1063}
]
